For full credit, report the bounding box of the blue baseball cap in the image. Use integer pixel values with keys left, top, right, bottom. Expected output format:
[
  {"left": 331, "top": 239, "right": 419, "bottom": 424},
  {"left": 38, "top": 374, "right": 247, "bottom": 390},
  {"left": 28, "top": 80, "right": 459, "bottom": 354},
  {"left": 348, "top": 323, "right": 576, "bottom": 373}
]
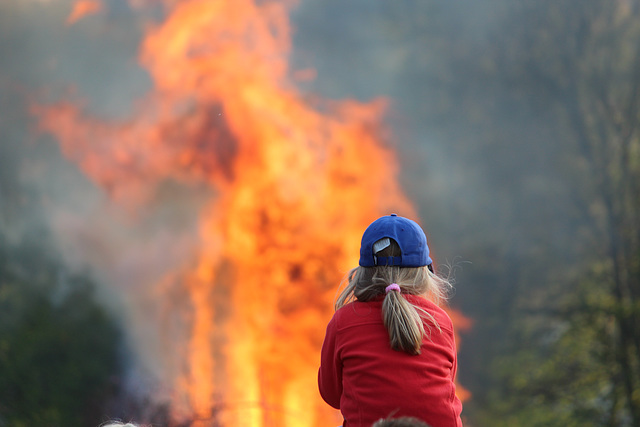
[{"left": 359, "top": 213, "right": 432, "bottom": 267}]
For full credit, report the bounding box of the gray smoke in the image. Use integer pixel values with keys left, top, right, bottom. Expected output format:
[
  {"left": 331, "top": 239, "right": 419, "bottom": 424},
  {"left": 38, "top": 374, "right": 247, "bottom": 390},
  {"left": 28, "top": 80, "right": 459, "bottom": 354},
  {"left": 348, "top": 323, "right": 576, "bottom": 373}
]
[
  {"left": 0, "top": 0, "right": 208, "bottom": 402},
  {"left": 2, "top": 0, "right": 558, "bottom": 416}
]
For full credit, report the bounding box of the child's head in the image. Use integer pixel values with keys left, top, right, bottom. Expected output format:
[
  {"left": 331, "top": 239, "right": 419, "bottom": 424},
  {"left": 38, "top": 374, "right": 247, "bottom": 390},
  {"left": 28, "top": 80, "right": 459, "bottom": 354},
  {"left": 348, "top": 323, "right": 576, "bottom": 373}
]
[
  {"left": 371, "top": 416, "right": 432, "bottom": 426},
  {"left": 336, "top": 214, "right": 452, "bottom": 354}
]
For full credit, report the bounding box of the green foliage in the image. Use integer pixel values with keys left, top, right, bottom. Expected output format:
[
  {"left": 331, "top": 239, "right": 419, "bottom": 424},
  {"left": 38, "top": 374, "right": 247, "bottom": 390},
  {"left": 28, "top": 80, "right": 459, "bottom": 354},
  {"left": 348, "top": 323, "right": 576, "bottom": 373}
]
[
  {"left": 0, "top": 236, "right": 122, "bottom": 427},
  {"left": 482, "top": 272, "right": 622, "bottom": 427},
  {"left": 482, "top": 1, "right": 640, "bottom": 424}
]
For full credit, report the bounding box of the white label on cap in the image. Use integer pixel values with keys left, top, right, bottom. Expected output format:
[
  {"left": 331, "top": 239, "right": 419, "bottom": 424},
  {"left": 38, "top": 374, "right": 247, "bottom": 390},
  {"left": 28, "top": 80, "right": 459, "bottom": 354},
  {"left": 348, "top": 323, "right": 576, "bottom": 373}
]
[{"left": 373, "top": 237, "right": 391, "bottom": 254}]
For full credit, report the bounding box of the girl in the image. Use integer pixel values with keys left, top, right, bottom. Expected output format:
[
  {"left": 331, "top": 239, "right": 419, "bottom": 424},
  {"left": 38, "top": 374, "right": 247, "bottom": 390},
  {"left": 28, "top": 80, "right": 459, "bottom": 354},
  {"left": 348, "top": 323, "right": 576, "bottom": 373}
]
[{"left": 318, "top": 214, "right": 463, "bottom": 427}]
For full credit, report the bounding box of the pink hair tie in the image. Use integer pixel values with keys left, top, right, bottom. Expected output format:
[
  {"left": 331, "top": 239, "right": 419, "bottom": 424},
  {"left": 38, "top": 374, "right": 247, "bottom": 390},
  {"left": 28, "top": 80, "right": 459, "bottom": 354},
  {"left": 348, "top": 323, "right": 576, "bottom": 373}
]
[{"left": 385, "top": 283, "right": 401, "bottom": 294}]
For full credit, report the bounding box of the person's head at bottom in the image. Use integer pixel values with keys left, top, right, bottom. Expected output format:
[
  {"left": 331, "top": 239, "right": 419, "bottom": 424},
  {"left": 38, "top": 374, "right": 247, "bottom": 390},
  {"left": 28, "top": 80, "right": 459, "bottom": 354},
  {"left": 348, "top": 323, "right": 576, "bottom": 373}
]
[
  {"left": 101, "top": 422, "right": 138, "bottom": 427},
  {"left": 371, "top": 416, "right": 432, "bottom": 427}
]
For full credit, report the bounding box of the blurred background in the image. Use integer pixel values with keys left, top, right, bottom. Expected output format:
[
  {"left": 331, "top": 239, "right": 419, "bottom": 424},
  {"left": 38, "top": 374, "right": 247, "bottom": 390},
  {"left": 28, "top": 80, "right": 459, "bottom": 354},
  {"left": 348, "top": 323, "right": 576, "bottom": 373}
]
[{"left": 1, "top": 0, "right": 640, "bottom": 426}]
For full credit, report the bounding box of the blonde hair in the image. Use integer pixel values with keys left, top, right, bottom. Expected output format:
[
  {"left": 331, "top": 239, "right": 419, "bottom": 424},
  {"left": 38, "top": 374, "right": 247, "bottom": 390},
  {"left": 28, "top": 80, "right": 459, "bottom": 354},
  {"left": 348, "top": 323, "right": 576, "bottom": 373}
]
[{"left": 335, "top": 240, "right": 452, "bottom": 355}]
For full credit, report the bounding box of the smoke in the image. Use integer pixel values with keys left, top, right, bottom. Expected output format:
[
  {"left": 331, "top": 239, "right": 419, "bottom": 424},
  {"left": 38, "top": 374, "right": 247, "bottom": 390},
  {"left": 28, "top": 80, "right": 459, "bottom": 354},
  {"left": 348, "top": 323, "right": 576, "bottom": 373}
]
[
  {"left": 1, "top": 0, "right": 551, "bottom": 420},
  {"left": 0, "top": 0, "right": 206, "bottom": 398},
  {"left": 289, "top": 0, "right": 505, "bottom": 248},
  {"left": 290, "top": 0, "right": 581, "bottom": 265}
]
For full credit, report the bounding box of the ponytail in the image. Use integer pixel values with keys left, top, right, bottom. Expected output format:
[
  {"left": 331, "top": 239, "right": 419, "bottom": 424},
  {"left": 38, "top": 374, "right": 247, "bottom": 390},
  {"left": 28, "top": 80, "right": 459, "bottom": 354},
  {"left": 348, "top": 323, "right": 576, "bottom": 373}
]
[{"left": 383, "top": 289, "right": 425, "bottom": 355}]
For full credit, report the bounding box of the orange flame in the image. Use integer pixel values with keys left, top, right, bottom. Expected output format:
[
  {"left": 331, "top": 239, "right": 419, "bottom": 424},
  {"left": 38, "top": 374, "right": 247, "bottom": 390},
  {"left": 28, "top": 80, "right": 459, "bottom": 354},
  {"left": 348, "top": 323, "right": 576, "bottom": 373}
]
[
  {"left": 447, "top": 308, "right": 473, "bottom": 403},
  {"left": 36, "top": 0, "right": 469, "bottom": 425},
  {"left": 66, "top": 0, "right": 102, "bottom": 25}
]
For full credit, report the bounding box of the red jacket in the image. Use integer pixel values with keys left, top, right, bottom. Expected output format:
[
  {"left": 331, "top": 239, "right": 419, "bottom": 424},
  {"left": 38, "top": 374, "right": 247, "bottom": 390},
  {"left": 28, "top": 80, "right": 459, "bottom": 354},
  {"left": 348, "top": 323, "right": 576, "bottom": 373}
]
[{"left": 318, "top": 295, "right": 463, "bottom": 427}]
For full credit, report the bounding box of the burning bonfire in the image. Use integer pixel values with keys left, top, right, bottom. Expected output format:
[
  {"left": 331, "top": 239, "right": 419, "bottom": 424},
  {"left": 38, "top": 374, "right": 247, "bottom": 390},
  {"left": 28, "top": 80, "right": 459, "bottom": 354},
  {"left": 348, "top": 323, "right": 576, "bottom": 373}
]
[{"left": 35, "top": 0, "right": 470, "bottom": 425}]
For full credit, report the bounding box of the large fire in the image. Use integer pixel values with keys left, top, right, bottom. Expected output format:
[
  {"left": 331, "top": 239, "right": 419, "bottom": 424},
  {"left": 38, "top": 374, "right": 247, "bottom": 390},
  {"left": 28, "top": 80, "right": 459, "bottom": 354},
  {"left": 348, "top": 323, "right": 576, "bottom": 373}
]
[{"left": 35, "top": 0, "right": 470, "bottom": 425}]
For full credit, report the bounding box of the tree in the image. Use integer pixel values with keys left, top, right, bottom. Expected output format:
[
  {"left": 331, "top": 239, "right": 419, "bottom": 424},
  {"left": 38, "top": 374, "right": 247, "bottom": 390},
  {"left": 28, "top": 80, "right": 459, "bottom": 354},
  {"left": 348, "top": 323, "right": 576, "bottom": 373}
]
[
  {"left": 0, "top": 235, "right": 123, "bottom": 427},
  {"left": 465, "top": 1, "right": 640, "bottom": 424}
]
